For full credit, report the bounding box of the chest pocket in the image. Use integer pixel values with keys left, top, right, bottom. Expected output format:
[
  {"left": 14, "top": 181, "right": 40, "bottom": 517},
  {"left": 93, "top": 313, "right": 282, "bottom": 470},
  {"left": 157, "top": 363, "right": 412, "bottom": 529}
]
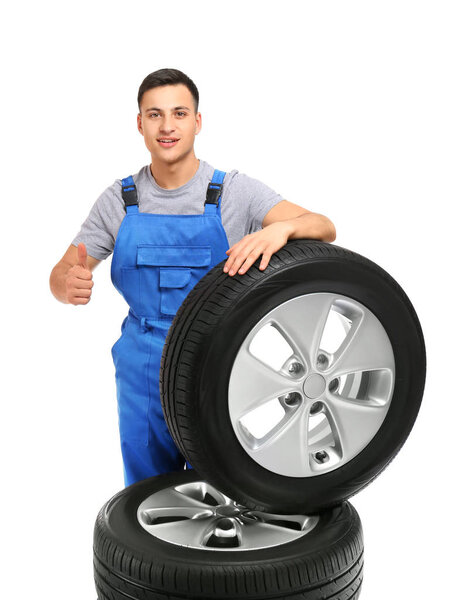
[{"left": 137, "top": 245, "right": 212, "bottom": 317}]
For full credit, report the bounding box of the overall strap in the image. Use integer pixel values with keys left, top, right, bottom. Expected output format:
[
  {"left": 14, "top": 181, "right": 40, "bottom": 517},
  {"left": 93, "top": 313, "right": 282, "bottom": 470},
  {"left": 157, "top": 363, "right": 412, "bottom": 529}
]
[
  {"left": 204, "top": 169, "right": 226, "bottom": 215},
  {"left": 121, "top": 176, "right": 139, "bottom": 214}
]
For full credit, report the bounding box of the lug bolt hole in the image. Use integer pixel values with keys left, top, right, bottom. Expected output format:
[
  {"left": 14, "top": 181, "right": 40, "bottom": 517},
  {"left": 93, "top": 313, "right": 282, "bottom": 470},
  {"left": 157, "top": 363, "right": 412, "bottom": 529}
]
[
  {"left": 284, "top": 392, "right": 302, "bottom": 406},
  {"left": 288, "top": 361, "right": 303, "bottom": 375},
  {"left": 329, "top": 378, "right": 340, "bottom": 393},
  {"left": 314, "top": 450, "right": 329, "bottom": 464},
  {"left": 317, "top": 353, "right": 328, "bottom": 370},
  {"left": 217, "top": 518, "right": 234, "bottom": 531},
  {"left": 310, "top": 401, "right": 324, "bottom": 415}
]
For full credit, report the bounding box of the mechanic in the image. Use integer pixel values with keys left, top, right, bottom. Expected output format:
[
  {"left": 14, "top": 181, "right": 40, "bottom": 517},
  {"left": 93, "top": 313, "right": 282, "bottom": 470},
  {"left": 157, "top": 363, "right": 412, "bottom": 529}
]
[{"left": 49, "top": 68, "right": 336, "bottom": 487}]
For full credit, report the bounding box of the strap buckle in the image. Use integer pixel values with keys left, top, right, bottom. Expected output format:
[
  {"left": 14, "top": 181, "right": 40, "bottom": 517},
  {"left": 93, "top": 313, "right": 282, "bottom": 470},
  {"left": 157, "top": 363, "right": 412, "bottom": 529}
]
[
  {"left": 122, "top": 184, "right": 138, "bottom": 207},
  {"left": 205, "top": 182, "right": 223, "bottom": 206}
]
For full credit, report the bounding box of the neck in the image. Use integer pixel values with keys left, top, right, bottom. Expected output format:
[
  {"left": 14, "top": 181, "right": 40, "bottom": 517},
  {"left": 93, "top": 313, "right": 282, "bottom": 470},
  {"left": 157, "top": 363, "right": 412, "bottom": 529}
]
[{"left": 150, "top": 153, "right": 200, "bottom": 189}]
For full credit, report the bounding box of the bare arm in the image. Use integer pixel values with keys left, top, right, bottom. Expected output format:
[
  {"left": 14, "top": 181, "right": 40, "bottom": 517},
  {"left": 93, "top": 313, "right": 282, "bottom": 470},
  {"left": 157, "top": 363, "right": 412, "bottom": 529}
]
[
  {"left": 50, "top": 243, "right": 101, "bottom": 304},
  {"left": 224, "top": 200, "right": 336, "bottom": 277},
  {"left": 262, "top": 199, "right": 336, "bottom": 241}
]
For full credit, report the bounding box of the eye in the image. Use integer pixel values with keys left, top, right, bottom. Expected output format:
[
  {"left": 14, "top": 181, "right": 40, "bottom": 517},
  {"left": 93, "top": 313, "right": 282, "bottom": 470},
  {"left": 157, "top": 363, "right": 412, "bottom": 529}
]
[
  {"left": 148, "top": 113, "right": 159, "bottom": 118},
  {"left": 176, "top": 112, "right": 187, "bottom": 117}
]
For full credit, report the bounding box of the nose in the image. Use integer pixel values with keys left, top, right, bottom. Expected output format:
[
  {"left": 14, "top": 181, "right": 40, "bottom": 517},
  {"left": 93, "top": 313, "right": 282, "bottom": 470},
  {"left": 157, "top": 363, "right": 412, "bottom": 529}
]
[{"left": 159, "top": 114, "right": 176, "bottom": 134}]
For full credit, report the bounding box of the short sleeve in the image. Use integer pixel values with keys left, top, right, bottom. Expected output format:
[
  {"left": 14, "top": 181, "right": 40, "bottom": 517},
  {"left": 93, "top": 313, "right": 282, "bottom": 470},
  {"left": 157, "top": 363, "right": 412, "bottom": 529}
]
[
  {"left": 71, "top": 182, "right": 123, "bottom": 260},
  {"left": 229, "top": 173, "right": 284, "bottom": 234}
]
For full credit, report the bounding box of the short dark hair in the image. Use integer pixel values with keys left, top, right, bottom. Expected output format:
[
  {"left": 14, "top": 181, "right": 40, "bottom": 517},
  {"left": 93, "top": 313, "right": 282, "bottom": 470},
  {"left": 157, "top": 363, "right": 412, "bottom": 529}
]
[{"left": 137, "top": 68, "right": 199, "bottom": 113}]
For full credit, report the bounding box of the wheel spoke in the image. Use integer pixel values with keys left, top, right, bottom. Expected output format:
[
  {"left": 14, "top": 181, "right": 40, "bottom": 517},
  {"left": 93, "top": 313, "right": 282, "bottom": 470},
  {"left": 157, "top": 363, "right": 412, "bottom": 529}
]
[
  {"left": 248, "top": 511, "right": 314, "bottom": 531},
  {"left": 183, "top": 481, "right": 230, "bottom": 507},
  {"left": 249, "top": 407, "right": 312, "bottom": 476},
  {"left": 229, "top": 348, "right": 295, "bottom": 420},
  {"left": 139, "top": 485, "right": 219, "bottom": 512},
  {"left": 147, "top": 516, "right": 215, "bottom": 547},
  {"left": 270, "top": 294, "right": 334, "bottom": 369},
  {"left": 325, "top": 392, "right": 389, "bottom": 460},
  {"left": 238, "top": 519, "right": 305, "bottom": 549},
  {"left": 140, "top": 505, "right": 213, "bottom": 523},
  {"left": 330, "top": 309, "right": 394, "bottom": 378}
]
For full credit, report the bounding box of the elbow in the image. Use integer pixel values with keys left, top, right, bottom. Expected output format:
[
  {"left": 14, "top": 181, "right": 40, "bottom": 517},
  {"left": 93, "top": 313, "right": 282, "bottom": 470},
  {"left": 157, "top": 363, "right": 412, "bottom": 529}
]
[
  {"left": 290, "top": 212, "right": 336, "bottom": 243},
  {"left": 317, "top": 215, "right": 336, "bottom": 243}
]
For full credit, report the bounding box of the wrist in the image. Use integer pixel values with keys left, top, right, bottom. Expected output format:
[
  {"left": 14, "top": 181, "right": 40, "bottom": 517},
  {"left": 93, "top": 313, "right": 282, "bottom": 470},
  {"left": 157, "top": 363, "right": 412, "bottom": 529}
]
[{"left": 279, "top": 219, "right": 297, "bottom": 240}]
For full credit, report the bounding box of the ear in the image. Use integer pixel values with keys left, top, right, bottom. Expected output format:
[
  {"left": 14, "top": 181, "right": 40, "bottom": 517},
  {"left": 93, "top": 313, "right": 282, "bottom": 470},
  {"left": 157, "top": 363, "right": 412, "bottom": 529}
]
[
  {"left": 195, "top": 112, "right": 202, "bottom": 136},
  {"left": 137, "top": 113, "right": 143, "bottom": 135}
]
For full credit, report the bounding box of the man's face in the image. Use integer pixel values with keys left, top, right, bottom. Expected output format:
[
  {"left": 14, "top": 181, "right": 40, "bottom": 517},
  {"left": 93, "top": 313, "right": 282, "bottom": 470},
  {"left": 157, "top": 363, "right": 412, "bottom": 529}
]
[{"left": 137, "top": 84, "right": 201, "bottom": 164}]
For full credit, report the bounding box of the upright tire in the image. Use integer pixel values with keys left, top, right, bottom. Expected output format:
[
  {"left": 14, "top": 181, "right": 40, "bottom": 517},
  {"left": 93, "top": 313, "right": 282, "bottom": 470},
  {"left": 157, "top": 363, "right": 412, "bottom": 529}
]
[
  {"left": 161, "top": 240, "right": 426, "bottom": 513},
  {"left": 94, "top": 470, "right": 363, "bottom": 599}
]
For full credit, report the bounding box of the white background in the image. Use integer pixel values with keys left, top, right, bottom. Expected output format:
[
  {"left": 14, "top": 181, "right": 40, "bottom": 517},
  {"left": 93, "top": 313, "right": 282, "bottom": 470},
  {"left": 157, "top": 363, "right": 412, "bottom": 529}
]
[{"left": 1, "top": 1, "right": 450, "bottom": 598}]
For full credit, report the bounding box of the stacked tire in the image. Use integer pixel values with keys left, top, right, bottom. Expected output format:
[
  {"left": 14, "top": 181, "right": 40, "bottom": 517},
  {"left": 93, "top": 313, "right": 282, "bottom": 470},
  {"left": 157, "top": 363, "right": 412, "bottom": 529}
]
[{"left": 94, "top": 240, "right": 426, "bottom": 599}]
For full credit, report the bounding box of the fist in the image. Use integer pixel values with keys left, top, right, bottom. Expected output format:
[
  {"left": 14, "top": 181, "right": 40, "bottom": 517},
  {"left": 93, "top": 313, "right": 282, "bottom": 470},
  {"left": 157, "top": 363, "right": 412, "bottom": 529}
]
[{"left": 66, "top": 243, "right": 94, "bottom": 305}]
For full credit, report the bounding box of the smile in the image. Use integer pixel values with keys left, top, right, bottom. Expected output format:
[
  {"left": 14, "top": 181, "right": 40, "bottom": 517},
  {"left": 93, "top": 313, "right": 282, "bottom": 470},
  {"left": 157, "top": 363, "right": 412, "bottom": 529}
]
[{"left": 157, "top": 138, "right": 179, "bottom": 148}]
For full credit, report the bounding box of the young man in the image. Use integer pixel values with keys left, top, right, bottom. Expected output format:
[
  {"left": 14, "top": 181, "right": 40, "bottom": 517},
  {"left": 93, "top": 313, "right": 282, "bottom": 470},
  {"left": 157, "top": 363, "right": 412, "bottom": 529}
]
[{"left": 50, "top": 68, "right": 336, "bottom": 487}]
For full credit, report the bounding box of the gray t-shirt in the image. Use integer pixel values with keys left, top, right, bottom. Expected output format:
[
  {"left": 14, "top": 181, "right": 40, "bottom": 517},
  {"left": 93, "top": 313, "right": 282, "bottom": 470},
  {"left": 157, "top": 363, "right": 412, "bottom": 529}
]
[{"left": 71, "top": 159, "right": 284, "bottom": 261}]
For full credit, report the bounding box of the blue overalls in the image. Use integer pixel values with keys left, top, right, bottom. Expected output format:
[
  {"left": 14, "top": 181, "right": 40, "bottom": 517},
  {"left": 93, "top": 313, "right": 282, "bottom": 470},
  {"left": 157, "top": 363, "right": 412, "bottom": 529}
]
[{"left": 110, "top": 169, "right": 229, "bottom": 487}]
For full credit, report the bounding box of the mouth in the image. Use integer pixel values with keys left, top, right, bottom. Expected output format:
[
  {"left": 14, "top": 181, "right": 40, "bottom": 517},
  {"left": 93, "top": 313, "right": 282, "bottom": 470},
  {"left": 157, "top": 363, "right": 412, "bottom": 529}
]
[{"left": 157, "top": 138, "right": 180, "bottom": 148}]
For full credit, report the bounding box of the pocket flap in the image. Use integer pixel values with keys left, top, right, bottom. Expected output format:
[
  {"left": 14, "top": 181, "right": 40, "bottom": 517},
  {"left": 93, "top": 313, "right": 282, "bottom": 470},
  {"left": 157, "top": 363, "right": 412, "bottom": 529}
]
[
  {"left": 160, "top": 268, "right": 192, "bottom": 288},
  {"left": 137, "top": 245, "right": 211, "bottom": 267}
]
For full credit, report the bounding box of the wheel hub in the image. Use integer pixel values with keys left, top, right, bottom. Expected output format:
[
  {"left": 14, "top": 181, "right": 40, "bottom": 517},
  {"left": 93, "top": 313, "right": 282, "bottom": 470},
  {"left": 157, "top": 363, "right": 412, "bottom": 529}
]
[
  {"left": 215, "top": 504, "right": 241, "bottom": 517},
  {"left": 303, "top": 373, "right": 326, "bottom": 399}
]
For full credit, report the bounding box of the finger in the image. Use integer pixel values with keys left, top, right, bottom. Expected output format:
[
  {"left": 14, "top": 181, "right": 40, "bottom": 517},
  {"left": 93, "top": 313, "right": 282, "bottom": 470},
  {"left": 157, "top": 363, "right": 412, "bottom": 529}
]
[
  {"left": 71, "top": 277, "right": 94, "bottom": 289},
  {"left": 73, "top": 297, "right": 91, "bottom": 306},
  {"left": 70, "top": 265, "right": 93, "bottom": 280},
  {"left": 225, "top": 248, "right": 249, "bottom": 274},
  {"left": 73, "top": 288, "right": 92, "bottom": 298},
  {"left": 228, "top": 245, "right": 265, "bottom": 276},
  {"left": 224, "top": 236, "right": 253, "bottom": 268},
  {"left": 258, "top": 251, "right": 274, "bottom": 271},
  {"left": 226, "top": 240, "right": 261, "bottom": 265},
  {"left": 224, "top": 249, "right": 241, "bottom": 272},
  {"left": 225, "top": 243, "right": 242, "bottom": 255},
  {"left": 224, "top": 256, "right": 236, "bottom": 272},
  {"left": 236, "top": 252, "right": 263, "bottom": 275},
  {"left": 77, "top": 243, "right": 88, "bottom": 269},
  {"left": 224, "top": 246, "right": 240, "bottom": 270}
]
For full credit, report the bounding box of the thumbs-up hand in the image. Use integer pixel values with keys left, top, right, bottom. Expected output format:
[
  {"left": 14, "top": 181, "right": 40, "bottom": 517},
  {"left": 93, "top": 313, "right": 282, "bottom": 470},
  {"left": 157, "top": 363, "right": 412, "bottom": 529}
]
[{"left": 66, "top": 243, "right": 94, "bottom": 305}]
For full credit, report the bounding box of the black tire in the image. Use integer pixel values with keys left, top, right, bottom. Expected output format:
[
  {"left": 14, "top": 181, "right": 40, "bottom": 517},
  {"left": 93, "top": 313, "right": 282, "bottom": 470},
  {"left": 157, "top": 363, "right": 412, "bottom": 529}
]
[
  {"left": 93, "top": 470, "right": 363, "bottom": 600},
  {"left": 160, "top": 240, "right": 426, "bottom": 513}
]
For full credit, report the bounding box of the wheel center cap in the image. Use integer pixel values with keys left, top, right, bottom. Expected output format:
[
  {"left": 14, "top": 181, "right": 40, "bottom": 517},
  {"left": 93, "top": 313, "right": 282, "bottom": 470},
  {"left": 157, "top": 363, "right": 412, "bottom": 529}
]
[
  {"left": 303, "top": 373, "right": 326, "bottom": 399},
  {"left": 216, "top": 505, "right": 241, "bottom": 517}
]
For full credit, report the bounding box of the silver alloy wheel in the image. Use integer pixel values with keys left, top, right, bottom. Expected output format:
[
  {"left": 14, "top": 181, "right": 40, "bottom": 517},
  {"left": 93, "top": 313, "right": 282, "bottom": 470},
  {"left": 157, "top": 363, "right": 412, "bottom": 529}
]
[
  {"left": 228, "top": 293, "right": 395, "bottom": 477},
  {"left": 137, "top": 480, "right": 319, "bottom": 551}
]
